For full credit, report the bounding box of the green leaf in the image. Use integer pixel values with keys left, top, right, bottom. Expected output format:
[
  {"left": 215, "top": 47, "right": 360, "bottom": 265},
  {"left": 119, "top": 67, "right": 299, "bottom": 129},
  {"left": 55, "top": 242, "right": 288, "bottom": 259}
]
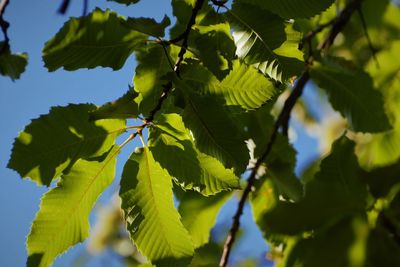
[
  {"left": 181, "top": 61, "right": 278, "bottom": 110},
  {"left": 187, "top": 9, "right": 236, "bottom": 79},
  {"left": 133, "top": 44, "right": 177, "bottom": 116},
  {"left": 0, "top": 42, "right": 28, "bottom": 81},
  {"left": 280, "top": 217, "right": 370, "bottom": 267},
  {"left": 125, "top": 15, "right": 171, "bottom": 38},
  {"left": 252, "top": 137, "right": 367, "bottom": 237},
  {"left": 229, "top": 2, "right": 304, "bottom": 81},
  {"left": 175, "top": 80, "right": 249, "bottom": 173},
  {"left": 310, "top": 58, "right": 391, "bottom": 133},
  {"left": 355, "top": 41, "right": 400, "bottom": 168},
  {"left": 170, "top": 0, "right": 206, "bottom": 39},
  {"left": 43, "top": 8, "right": 148, "bottom": 71},
  {"left": 26, "top": 147, "right": 118, "bottom": 267},
  {"left": 149, "top": 113, "right": 240, "bottom": 195},
  {"left": 120, "top": 147, "right": 194, "bottom": 267},
  {"left": 107, "top": 0, "right": 139, "bottom": 5},
  {"left": 89, "top": 88, "right": 139, "bottom": 120},
  {"left": 240, "top": 105, "right": 302, "bottom": 201},
  {"left": 8, "top": 104, "right": 125, "bottom": 186},
  {"left": 241, "top": 0, "right": 335, "bottom": 19},
  {"left": 179, "top": 191, "right": 231, "bottom": 248}
]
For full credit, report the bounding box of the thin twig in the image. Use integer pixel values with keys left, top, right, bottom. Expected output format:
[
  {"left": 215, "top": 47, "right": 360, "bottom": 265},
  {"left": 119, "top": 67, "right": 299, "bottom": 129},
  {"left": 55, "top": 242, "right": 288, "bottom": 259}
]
[
  {"left": 219, "top": 1, "right": 364, "bottom": 266},
  {"left": 82, "top": 0, "right": 88, "bottom": 16},
  {"left": 146, "top": 0, "right": 205, "bottom": 122},
  {"left": 319, "top": 0, "right": 363, "bottom": 51},
  {"left": 0, "top": 0, "right": 10, "bottom": 54},
  {"left": 58, "top": 0, "right": 70, "bottom": 14},
  {"left": 357, "top": 8, "right": 379, "bottom": 68}
]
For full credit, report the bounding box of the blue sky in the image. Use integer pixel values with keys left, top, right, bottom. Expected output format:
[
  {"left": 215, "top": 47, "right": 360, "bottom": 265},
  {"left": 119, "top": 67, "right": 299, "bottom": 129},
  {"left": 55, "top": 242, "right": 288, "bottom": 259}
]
[{"left": 0, "top": 1, "right": 319, "bottom": 266}]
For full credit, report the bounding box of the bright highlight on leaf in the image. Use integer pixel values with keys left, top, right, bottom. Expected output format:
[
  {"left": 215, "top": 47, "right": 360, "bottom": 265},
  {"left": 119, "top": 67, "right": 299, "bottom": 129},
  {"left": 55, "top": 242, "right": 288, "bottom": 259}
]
[
  {"left": 120, "top": 147, "right": 195, "bottom": 267},
  {"left": 229, "top": 2, "right": 304, "bottom": 81},
  {"left": 27, "top": 147, "right": 119, "bottom": 267}
]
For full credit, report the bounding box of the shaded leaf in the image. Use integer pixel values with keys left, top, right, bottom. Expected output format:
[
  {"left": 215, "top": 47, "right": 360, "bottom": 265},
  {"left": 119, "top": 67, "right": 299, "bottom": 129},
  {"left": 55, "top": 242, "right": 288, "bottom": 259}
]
[
  {"left": 0, "top": 42, "right": 28, "bottom": 81},
  {"left": 90, "top": 88, "right": 139, "bottom": 120},
  {"left": 310, "top": 58, "right": 391, "bottom": 133},
  {"left": 125, "top": 15, "right": 171, "bottom": 38},
  {"left": 27, "top": 147, "right": 118, "bottom": 267},
  {"left": 229, "top": 2, "right": 304, "bottom": 81},
  {"left": 281, "top": 217, "right": 369, "bottom": 267},
  {"left": 241, "top": 0, "right": 335, "bottom": 19},
  {"left": 149, "top": 113, "right": 240, "bottom": 195},
  {"left": 8, "top": 104, "right": 125, "bottom": 186},
  {"left": 174, "top": 79, "right": 249, "bottom": 173},
  {"left": 179, "top": 191, "right": 231, "bottom": 248},
  {"left": 189, "top": 9, "right": 236, "bottom": 79},
  {"left": 43, "top": 9, "right": 148, "bottom": 71},
  {"left": 120, "top": 147, "right": 194, "bottom": 267},
  {"left": 252, "top": 137, "right": 367, "bottom": 238},
  {"left": 133, "top": 44, "right": 177, "bottom": 116}
]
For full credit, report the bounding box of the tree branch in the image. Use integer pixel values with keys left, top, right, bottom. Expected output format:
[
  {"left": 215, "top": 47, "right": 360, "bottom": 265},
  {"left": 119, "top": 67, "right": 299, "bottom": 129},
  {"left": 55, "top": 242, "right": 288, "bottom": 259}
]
[
  {"left": 57, "top": 0, "right": 70, "bottom": 14},
  {"left": 219, "top": 1, "right": 364, "bottom": 266},
  {"left": 0, "top": 0, "right": 10, "bottom": 54},
  {"left": 146, "top": 0, "right": 205, "bottom": 122}
]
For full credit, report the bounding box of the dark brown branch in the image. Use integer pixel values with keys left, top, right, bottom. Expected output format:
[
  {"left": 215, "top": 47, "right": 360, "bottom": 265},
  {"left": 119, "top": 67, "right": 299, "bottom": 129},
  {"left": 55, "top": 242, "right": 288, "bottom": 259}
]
[
  {"left": 146, "top": 0, "right": 205, "bottom": 122},
  {"left": 82, "top": 0, "right": 88, "bottom": 16},
  {"left": 319, "top": 0, "right": 363, "bottom": 51},
  {"left": 219, "top": 71, "right": 310, "bottom": 267},
  {"left": 58, "top": 0, "right": 70, "bottom": 14},
  {"left": 0, "top": 0, "right": 10, "bottom": 54},
  {"left": 219, "top": 1, "right": 364, "bottom": 266}
]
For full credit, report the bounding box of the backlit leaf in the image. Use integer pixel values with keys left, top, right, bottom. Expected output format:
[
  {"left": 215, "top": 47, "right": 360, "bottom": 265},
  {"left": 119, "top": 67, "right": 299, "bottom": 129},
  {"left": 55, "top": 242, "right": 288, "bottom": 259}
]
[
  {"left": 181, "top": 61, "right": 278, "bottom": 110},
  {"left": 229, "top": 2, "right": 304, "bottom": 81},
  {"left": 27, "top": 147, "right": 118, "bottom": 267},
  {"left": 179, "top": 191, "right": 231, "bottom": 248},
  {"left": 120, "top": 147, "right": 194, "bottom": 266}
]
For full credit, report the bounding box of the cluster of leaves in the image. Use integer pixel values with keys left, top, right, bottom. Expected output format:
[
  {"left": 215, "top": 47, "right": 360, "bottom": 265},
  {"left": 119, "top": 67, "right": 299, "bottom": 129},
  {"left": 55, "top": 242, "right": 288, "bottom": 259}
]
[{"left": 4, "top": 0, "right": 400, "bottom": 266}]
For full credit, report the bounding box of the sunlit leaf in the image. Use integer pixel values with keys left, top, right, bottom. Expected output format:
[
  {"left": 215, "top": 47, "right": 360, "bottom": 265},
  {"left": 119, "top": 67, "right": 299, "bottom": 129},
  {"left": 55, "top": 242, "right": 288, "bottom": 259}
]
[
  {"left": 120, "top": 147, "right": 194, "bottom": 267},
  {"left": 179, "top": 191, "right": 231, "bottom": 248},
  {"left": 26, "top": 147, "right": 118, "bottom": 267},
  {"left": 229, "top": 2, "right": 304, "bottom": 81},
  {"left": 181, "top": 61, "right": 278, "bottom": 110}
]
